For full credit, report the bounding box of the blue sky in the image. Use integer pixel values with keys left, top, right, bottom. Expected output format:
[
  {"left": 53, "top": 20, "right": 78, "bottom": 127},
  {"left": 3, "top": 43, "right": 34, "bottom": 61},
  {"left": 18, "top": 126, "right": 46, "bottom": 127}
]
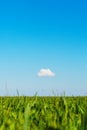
[{"left": 0, "top": 0, "right": 87, "bottom": 96}]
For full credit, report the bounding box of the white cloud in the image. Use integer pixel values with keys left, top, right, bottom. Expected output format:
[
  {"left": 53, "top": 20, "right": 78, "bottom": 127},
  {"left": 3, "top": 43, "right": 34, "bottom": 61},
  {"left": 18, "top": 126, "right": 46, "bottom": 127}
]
[{"left": 38, "top": 68, "right": 55, "bottom": 77}]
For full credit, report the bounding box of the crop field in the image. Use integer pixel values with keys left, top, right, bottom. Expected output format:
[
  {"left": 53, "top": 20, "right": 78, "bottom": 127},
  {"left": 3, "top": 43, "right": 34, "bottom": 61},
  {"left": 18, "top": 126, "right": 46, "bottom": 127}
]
[{"left": 0, "top": 96, "right": 87, "bottom": 130}]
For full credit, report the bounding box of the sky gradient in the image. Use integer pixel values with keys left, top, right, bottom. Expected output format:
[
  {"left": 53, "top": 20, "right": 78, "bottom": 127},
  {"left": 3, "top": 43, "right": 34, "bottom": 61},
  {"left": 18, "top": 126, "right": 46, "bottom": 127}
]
[{"left": 0, "top": 0, "right": 87, "bottom": 96}]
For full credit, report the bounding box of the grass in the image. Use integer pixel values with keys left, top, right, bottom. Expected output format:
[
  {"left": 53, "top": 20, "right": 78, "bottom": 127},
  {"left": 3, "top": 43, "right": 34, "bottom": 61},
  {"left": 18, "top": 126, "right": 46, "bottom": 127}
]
[{"left": 0, "top": 96, "right": 87, "bottom": 130}]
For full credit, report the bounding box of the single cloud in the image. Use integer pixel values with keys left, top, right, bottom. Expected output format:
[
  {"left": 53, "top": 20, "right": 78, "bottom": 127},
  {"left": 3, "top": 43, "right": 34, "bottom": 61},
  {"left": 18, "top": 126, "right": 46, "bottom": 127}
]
[{"left": 38, "top": 68, "right": 55, "bottom": 77}]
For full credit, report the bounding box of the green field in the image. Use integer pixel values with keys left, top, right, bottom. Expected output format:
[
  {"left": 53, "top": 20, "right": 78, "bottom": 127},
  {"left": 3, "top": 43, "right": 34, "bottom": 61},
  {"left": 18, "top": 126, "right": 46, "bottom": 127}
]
[{"left": 0, "top": 96, "right": 87, "bottom": 130}]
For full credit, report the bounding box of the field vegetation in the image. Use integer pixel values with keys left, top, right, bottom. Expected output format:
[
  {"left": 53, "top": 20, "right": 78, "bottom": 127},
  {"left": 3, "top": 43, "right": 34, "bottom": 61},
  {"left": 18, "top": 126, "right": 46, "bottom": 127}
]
[{"left": 0, "top": 96, "right": 87, "bottom": 130}]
